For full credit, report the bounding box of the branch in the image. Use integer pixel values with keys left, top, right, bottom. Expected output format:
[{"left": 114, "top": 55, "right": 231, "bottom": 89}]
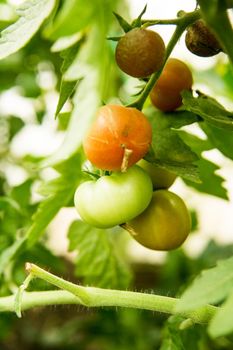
[{"left": 5, "top": 263, "right": 218, "bottom": 324}]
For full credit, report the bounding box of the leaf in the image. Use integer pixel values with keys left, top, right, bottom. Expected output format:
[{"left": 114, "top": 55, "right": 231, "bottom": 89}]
[
  {"left": 55, "top": 37, "right": 83, "bottom": 116},
  {"left": 113, "top": 12, "right": 132, "bottom": 33},
  {"left": 208, "top": 291, "right": 233, "bottom": 338},
  {"left": 10, "top": 179, "right": 33, "bottom": 210},
  {"left": 26, "top": 154, "right": 83, "bottom": 246},
  {"left": 43, "top": 72, "right": 100, "bottom": 167},
  {"left": 177, "top": 131, "right": 228, "bottom": 199},
  {"left": 68, "top": 220, "right": 132, "bottom": 289},
  {"left": 56, "top": 80, "right": 76, "bottom": 116},
  {"left": 131, "top": 5, "right": 147, "bottom": 28},
  {"left": 182, "top": 90, "right": 233, "bottom": 130},
  {"left": 57, "top": 112, "right": 71, "bottom": 131},
  {"left": 160, "top": 316, "right": 185, "bottom": 350},
  {"left": 51, "top": 33, "right": 82, "bottom": 52},
  {"left": 0, "top": 0, "right": 56, "bottom": 60},
  {"left": 145, "top": 108, "right": 200, "bottom": 183},
  {"left": 107, "top": 36, "right": 122, "bottom": 42},
  {"left": 45, "top": 0, "right": 96, "bottom": 39},
  {"left": 201, "top": 123, "right": 233, "bottom": 161},
  {"left": 161, "top": 317, "right": 206, "bottom": 350},
  {"left": 0, "top": 236, "right": 27, "bottom": 275},
  {"left": 176, "top": 256, "right": 233, "bottom": 312}
]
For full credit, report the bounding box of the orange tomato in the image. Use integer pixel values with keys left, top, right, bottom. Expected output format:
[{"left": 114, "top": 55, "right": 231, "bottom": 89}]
[{"left": 83, "top": 105, "right": 152, "bottom": 171}]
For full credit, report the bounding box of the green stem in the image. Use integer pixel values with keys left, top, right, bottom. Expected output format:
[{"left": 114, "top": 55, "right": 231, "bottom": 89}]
[
  {"left": 128, "top": 10, "right": 201, "bottom": 110},
  {"left": 142, "top": 18, "right": 182, "bottom": 26},
  {"left": 9, "top": 263, "right": 218, "bottom": 324}
]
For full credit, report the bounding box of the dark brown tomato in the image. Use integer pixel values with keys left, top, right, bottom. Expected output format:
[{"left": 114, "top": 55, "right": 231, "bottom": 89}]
[{"left": 185, "top": 19, "right": 222, "bottom": 57}]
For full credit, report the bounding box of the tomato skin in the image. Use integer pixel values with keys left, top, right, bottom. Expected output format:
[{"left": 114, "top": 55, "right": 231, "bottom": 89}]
[
  {"left": 185, "top": 20, "right": 222, "bottom": 57},
  {"left": 83, "top": 105, "right": 152, "bottom": 171},
  {"left": 150, "top": 58, "right": 193, "bottom": 112},
  {"left": 115, "top": 28, "right": 165, "bottom": 78},
  {"left": 127, "top": 190, "right": 191, "bottom": 251},
  {"left": 74, "top": 165, "right": 153, "bottom": 229},
  {"left": 138, "top": 159, "right": 177, "bottom": 189}
]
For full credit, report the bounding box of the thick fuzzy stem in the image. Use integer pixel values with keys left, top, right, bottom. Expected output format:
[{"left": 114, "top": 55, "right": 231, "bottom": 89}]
[{"left": 6, "top": 263, "right": 218, "bottom": 324}]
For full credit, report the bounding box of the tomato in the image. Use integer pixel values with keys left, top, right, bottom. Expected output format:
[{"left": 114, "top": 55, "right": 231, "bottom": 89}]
[
  {"left": 115, "top": 28, "right": 165, "bottom": 78},
  {"left": 137, "top": 159, "right": 177, "bottom": 189},
  {"left": 74, "top": 165, "right": 153, "bottom": 229},
  {"left": 185, "top": 20, "right": 222, "bottom": 57},
  {"left": 125, "top": 190, "right": 191, "bottom": 251},
  {"left": 150, "top": 58, "right": 193, "bottom": 112},
  {"left": 83, "top": 105, "right": 152, "bottom": 171}
]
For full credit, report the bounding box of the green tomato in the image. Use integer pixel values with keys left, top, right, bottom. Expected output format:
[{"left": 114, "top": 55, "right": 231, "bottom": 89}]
[
  {"left": 126, "top": 190, "right": 191, "bottom": 251},
  {"left": 138, "top": 159, "right": 176, "bottom": 189},
  {"left": 74, "top": 165, "right": 153, "bottom": 229}
]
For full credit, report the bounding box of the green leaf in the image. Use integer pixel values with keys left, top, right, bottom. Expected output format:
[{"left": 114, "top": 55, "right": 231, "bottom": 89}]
[
  {"left": 0, "top": 236, "right": 27, "bottom": 275},
  {"left": 182, "top": 90, "right": 233, "bottom": 130},
  {"left": 176, "top": 256, "right": 233, "bottom": 312},
  {"left": 26, "top": 154, "right": 83, "bottom": 247},
  {"left": 177, "top": 131, "right": 228, "bottom": 199},
  {"left": 201, "top": 123, "right": 233, "bottom": 161},
  {"left": 145, "top": 108, "right": 200, "bottom": 183},
  {"left": 45, "top": 0, "right": 96, "bottom": 39},
  {"left": 161, "top": 317, "right": 206, "bottom": 350},
  {"left": 55, "top": 38, "right": 83, "bottom": 116},
  {"left": 0, "top": 0, "right": 56, "bottom": 60},
  {"left": 107, "top": 36, "right": 122, "bottom": 42},
  {"left": 209, "top": 291, "right": 233, "bottom": 338},
  {"left": 57, "top": 112, "right": 71, "bottom": 131},
  {"left": 55, "top": 79, "right": 77, "bottom": 116},
  {"left": 113, "top": 12, "right": 132, "bottom": 33},
  {"left": 10, "top": 179, "right": 32, "bottom": 210},
  {"left": 51, "top": 33, "right": 82, "bottom": 52},
  {"left": 43, "top": 72, "right": 100, "bottom": 167},
  {"left": 68, "top": 220, "right": 132, "bottom": 289},
  {"left": 160, "top": 316, "right": 185, "bottom": 350},
  {"left": 131, "top": 5, "right": 147, "bottom": 28}
]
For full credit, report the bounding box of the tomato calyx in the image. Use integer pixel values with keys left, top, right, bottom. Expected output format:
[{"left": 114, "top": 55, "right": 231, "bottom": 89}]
[{"left": 121, "top": 147, "right": 133, "bottom": 172}]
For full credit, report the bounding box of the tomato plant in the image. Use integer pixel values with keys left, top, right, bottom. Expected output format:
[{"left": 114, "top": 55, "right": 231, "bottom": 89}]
[
  {"left": 126, "top": 190, "right": 191, "bottom": 251},
  {"left": 185, "top": 19, "right": 222, "bottom": 57},
  {"left": 0, "top": 1, "right": 233, "bottom": 349},
  {"left": 137, "top": 159, "right": 177, "bottom": 189},
  {"left": 83, "top": 104, "right": 152, "bottom": 171},
  {"left": 150, "top": 58, "right": 193, "bottom": 111},
  {"left": 115, "top": 28, "right": 165, "bottom": 78},
  {"left": 74, "top": 165, "right": 153, "bottom": 228}
]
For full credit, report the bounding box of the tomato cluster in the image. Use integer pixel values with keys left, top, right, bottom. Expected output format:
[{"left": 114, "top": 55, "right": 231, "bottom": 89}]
[{"left": 74, "top": 23, "right": 197, "bottom": 251}]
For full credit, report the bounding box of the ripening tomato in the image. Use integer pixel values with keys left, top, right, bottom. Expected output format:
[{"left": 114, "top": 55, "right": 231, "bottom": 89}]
[
  {"left": 126, "top": 190, "right": 191, "bottom": 251},
  {"left": 83, "top": 105, "right": 152, "bottom": 171},
  {"left": 137, "top": 159, "right": 177, "bottom": 189},
  {"left": 150, "top": 58, "right": 193, "bottom": 112},
  {"left": 115, "top": 28, "right": 165, "bottom": 78},
  {"left": 74, "top": 165, "right": 153, "bottom": 229}
]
